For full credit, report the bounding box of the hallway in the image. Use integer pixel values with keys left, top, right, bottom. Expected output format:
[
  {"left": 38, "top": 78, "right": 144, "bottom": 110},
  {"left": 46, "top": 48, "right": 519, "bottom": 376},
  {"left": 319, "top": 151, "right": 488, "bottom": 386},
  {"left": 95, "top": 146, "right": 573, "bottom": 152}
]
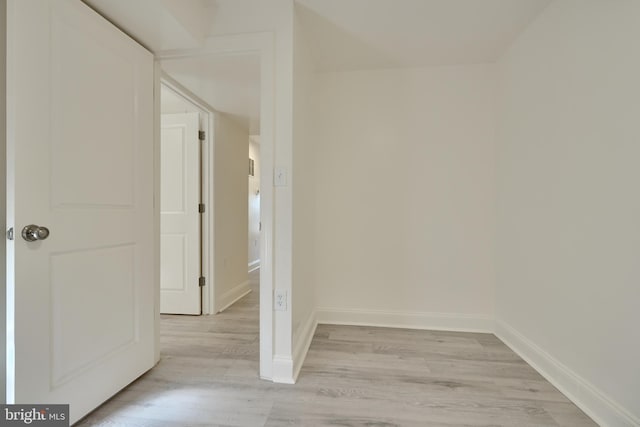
[{"left": 77, "top": 269, "right": 594, "bottom": 426}]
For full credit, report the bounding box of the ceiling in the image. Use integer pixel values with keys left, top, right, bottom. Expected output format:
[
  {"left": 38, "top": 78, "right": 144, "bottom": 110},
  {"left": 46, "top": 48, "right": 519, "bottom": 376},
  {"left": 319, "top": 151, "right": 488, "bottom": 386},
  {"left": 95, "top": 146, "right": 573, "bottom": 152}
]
[
  {"left": 84, "top": 0, "right": 218, "bottom": 51},
  {"left": 296, "top": 0, "right": 552, "bottom": 71},
  {"left": 84, "top": 0, "right": 552, "bottom": 131},
  {"left": 160, "top": 54, "right": 261, "bottom": 133}
]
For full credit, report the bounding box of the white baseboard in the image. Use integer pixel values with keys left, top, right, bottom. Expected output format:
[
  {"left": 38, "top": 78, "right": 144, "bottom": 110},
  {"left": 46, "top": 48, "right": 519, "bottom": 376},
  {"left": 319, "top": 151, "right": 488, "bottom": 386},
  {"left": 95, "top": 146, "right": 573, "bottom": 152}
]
[
  {"left": 270, "top": 311, "right": 317, "bottom": 385},
  {"left": 248, "top": 260, "right": 260, "bottom": 273},
  {"left": 293, "top": 311, "right": 318, "bottom": 382},
  {"left": 272, "top": 355, "right": 295, "bottom": 384},
  {"left": 316, "top": 307, "right": 494, "bottom": 333},
  {"left": 495, "top": 320, "right": 639, "bottom": 427},
  {"left": 216, "top": 281, "right": 251, "bottom": 313}
]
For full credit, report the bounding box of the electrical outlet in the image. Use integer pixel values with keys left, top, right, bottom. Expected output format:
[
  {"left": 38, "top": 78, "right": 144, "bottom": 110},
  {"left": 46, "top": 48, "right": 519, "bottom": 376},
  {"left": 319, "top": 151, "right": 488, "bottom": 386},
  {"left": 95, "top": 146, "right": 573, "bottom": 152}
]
[
  {"left": 274, "top": 289, "right": 287, "bottom": 311},
  {"left": 274, "top": 167, "right": 287, "bottom": 187}
]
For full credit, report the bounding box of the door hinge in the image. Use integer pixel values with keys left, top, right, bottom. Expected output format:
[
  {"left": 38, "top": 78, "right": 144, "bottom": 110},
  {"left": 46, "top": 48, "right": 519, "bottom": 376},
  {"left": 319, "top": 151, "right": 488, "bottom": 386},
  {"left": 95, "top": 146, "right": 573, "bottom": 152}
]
[
  {"left": 199, "top": 276, "right": 206, "bottom": 287},
  {"left": 198, "top": 130, "right": 206, "bottom": 141},
  {"left": 198, "top": 203, "right": 205, "bottom": 213}
]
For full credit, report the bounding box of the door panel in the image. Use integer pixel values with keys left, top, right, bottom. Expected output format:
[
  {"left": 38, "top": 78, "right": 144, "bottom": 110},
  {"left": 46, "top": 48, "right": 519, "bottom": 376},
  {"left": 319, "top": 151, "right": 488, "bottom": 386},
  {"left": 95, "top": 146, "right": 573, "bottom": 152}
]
[
  {"left": 51, "top": 245, "right": 137, "bottom": 387},
  {"left": 51, "top": 8, "right": 136, "bottom": 208},
  {"left": 160, "top": 113, "right": 201, "bottom": 314},
  {"left": 6, "top": 0, "right": 155, "bottom": 423}
]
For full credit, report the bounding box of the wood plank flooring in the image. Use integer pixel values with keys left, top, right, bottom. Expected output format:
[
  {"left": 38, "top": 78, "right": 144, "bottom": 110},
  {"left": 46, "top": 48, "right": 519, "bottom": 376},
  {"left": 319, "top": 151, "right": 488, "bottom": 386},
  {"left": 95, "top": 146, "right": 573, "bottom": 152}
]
[{"left": 76, "top": 271, "right": 596, "bottom": 426}]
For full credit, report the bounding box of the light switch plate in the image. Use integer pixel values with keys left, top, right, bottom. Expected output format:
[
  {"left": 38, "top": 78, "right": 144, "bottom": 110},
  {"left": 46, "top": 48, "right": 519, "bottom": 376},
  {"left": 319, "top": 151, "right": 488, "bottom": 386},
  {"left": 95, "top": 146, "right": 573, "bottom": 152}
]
[{"left": 274, "top": 167, "right": 287, "bottom": 187}]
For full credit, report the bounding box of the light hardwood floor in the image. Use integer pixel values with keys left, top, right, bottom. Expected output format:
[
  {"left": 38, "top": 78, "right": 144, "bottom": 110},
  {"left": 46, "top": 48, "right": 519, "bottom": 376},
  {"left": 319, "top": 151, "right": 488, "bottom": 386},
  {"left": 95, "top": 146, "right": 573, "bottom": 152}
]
[{"left": 77, "top": 271, "right": 596, "bottom": 426}]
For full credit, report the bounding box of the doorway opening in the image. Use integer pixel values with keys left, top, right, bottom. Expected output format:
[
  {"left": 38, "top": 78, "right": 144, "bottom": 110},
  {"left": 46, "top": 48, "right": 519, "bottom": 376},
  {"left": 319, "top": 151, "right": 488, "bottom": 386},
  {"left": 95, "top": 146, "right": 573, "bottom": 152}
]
[
  {"left": 156, "top": 34, "right": 274, "bottom": 379},
  {"left": 159, "top": 80, "right": 212, "bottom": 315},
  {"left": 248, "top": 135, "right": 261, "bottom": 276}
]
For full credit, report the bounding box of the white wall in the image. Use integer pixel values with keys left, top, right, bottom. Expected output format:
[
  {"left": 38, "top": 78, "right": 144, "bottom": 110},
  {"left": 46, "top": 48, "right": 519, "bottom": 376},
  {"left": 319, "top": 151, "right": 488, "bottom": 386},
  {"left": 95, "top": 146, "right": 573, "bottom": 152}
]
[
  {"left": 314, "top": 65, "right": 496, "bottom": 330},
  {"left": 495, "top": 1, "right": 640, "bottom": 425},
  {"left": 248, "top": 136, "right": 261, "bottom": 271},
  {"left": 214, "top": 113, "right": 250, "bottom": 312},
  {"left": 291, "top": 10, "right": 317, "bottom": 378}
]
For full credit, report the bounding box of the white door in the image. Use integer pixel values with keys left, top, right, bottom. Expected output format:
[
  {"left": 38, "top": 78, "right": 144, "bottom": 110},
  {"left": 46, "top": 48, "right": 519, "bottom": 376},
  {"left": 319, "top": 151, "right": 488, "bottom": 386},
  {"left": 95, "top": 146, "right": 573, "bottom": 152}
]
[
  {"left": 5, "top": 0, "right": 155, "bottom": 423},
  {"left": 160, "top": 113, "right": 202, "bottom": 314}
]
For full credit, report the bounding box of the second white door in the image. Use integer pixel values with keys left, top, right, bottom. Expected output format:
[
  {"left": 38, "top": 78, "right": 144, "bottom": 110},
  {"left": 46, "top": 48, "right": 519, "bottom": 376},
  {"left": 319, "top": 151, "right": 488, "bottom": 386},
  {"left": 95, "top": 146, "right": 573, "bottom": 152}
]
[{"left": 160, "top": 113, "right": 202, "bottom": 314}]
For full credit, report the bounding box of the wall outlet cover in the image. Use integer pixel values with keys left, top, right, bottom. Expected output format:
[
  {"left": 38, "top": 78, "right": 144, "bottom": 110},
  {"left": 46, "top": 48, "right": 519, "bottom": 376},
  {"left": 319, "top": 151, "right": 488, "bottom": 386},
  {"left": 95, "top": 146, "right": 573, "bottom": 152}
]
[{"left": 274, "top": 289, "right": 287, "bottom": 311}]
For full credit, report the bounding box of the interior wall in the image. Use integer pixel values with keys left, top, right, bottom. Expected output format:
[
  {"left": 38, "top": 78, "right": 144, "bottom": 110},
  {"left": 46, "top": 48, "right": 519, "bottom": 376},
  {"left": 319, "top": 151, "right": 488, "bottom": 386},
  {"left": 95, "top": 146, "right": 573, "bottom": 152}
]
[
  {"left": 248, "top": 136, "right": 261, "bottom": 271},
  {"left": 214, "top": 113, "right": 249, "bottom": 312},
  {"left": 313, "top": 65, "right": 496, "bottom": 328},
  {"left": 495, "top": 0, "right": 640, "bottom": 424},
  {"left": 0, "top": 0, "right": 6, "bottom": 403},
  {"left": 291, "top": 10, "right": 317, "bottom": 373}
]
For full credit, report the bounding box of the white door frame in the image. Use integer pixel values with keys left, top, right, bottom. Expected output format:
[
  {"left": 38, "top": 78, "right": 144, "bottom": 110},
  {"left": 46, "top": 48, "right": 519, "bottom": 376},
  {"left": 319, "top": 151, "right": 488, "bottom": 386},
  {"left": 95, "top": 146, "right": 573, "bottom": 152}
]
[
  {"left": 159, "top": 74, "right": 215, "bottom": 316},
  {"left": 155, "top": 32, "right": 275, "bottom": 380}
]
